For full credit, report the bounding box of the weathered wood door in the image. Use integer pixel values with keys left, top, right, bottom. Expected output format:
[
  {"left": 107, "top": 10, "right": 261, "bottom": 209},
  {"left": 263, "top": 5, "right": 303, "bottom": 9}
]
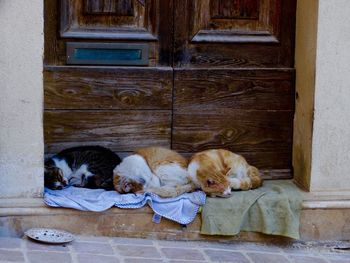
[{"left": 44, "top": 0, "right": 296, "bottom": 179}]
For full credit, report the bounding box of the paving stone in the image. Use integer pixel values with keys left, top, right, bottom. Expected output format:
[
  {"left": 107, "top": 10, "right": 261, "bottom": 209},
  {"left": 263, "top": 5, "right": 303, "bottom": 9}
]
[
  {"left": 289, "top": 255, "right": 328, "bottom": 263},
  {"left": 1, "top": 234, "right": 349, "bottom": 263},
  {"left": 76, "top": 235, "right": 110, "bottom": 243},
  {"left": 72, "top": 241, "right": 114, "bottom": 255},
  {"left": 204, "top": 249, "right": 250, "bottom": 263},
  {"left": 77, "top": 253, "right": 119, "bottom": 263},
  {"left": 247, "top": 252, "right": 290, "bottom": 263},
  {"left": 282, "top": 245, "right": 321, "bottom": 256},
  {"left": 27, "top": 251, "right": 72, "bottom": 263},
  {"left": 123, "top": 258, "right": 165, "bottom": 263},
  {"left": 329, "top": 260, "right": 350, "bottom": 263},
  {"left": 157, "top": 240, "right": 198, "bottom": 248},
  {"left": 116, "top": 245, "right": 161, "bottom": 258},
  {"left": 0, "top": 237, "right": 21, "bottom": 249},
  {"left": 201, "top": 241, "right": 282, "bottom": 253},
  {"left": 161, "top": 248, "right": 205, "bottom": 261},
  {"left": 0, "top": 249, "right": 25, "bottom": 262},
  {"left": 112, "top": 237, "right": 154, "bottom": 246},
  {"left": 321, "top": 253, "right": 350, "bottom": 262},
  {"left": 26, "top": 240, "right": 69, "bottom": 252},
  {"left": 237, "top": 242, "right": 283, "bottom": 252}
]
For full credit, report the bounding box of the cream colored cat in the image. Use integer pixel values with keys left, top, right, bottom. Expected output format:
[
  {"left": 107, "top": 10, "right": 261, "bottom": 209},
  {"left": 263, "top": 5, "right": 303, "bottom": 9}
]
[
  {"left": 113, "top": 147, "right": 195, "bottom": 197},
  {"left": 188, "top": 149, "right": 263, "bottom": 197}
]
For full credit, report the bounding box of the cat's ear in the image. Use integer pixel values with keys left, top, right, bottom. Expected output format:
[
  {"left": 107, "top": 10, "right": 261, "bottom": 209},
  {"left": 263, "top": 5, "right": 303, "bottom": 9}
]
[
  {"left": 124, "top": 183, "right": 131, "bottom": 192},
  {"left": 138, "top": 178, "right": 146, "bottom": 185},
  {"left": 58, "top": 169, "right": 64, "bottom": 177},
  {"left": 207, "top": 179, "right": 216, "bottom": 186}
]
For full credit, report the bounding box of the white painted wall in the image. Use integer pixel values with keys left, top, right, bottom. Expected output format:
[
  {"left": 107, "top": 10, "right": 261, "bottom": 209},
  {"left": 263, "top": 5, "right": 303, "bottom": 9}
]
[
  {"left": 0, "top": 0, "right": 44, "bottom": 198},
  {"left": 310, "top": 0, "right": 350, "bottom": 193}
]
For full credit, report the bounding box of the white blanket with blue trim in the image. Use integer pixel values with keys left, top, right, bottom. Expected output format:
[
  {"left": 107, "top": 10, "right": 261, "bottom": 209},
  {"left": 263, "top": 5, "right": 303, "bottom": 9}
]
[{"left": 44, "top": 187, "right": 206, "bottom": 225}]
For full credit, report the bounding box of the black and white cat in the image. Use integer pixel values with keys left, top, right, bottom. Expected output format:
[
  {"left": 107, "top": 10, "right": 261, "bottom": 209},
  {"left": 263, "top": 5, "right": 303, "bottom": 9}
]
[{"left": 44, "top": 146, "right": 121, "bottom": 190}]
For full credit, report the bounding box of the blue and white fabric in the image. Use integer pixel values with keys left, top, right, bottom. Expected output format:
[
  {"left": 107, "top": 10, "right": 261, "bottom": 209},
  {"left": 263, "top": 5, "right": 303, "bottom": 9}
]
[{"left": 44, "top": 187, "right": 206, "bottom": 225}]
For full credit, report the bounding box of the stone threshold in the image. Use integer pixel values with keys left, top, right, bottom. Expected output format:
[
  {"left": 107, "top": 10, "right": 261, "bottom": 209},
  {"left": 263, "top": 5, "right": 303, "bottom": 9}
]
[{"left": 1, "top": 181, "right": 350, "bottom": 241}]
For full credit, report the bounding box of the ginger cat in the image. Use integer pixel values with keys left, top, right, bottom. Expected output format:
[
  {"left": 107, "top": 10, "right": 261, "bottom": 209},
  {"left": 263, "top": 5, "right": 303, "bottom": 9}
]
[
  {"left": 188, "top": 149, "right": 262, "bottom": 197},
  {"left": 113, "top": 147, "right": 195, "bottom": 197}
]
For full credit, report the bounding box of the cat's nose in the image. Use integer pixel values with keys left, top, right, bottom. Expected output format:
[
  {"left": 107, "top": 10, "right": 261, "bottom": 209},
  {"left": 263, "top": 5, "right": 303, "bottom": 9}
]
[{"left": 222, "top": 186, "right": 232, "bottom": 196}]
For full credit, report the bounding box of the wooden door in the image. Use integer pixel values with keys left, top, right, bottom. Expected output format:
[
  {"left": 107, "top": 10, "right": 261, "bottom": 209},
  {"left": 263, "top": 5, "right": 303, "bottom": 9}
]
[
  {"left": 172, "top": 0, "right": 296, "bottom": 179},
  {"left": 44, "top": 0, "right": 174, "bottom": 157},
  {"left": 44, "top": 0, "right": 296, "bottom": 179}
]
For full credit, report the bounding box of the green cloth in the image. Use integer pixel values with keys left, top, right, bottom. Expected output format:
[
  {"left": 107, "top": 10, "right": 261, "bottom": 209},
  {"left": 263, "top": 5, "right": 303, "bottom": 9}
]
[{"left": 201, "top": 180, "right": 303, "bottom": 239}]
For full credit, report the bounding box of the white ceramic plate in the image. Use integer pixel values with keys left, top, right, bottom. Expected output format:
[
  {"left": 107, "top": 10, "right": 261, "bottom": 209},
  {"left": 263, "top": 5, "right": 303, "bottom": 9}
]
[{"left": 25, "top": 228, "right": 74, "bottom": 244}]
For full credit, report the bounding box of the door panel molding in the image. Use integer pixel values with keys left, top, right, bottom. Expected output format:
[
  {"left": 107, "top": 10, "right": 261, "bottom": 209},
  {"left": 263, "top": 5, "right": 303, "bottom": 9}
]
[
  {"left": 60, "top": 0, "right": 158, "bottom": 40},
  {"left": 190, "top": 0, "right": 281, "bottom": 44}
]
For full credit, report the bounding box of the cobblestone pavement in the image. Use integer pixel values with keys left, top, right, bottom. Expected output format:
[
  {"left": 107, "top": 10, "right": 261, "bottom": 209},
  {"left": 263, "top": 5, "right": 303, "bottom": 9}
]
[{"left": 0, "top": 236, "right": 349, "bottom": 263}]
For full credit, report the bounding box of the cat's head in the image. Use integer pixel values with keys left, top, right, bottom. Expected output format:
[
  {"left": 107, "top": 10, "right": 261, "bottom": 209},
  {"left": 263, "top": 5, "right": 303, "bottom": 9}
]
[
  {"left": 44, "top": 165, "right": 67, "bottom": 190},
  {"left": 113, "top": 175, "right": 144, "bottom": 194},
  {"left": 198, "top": 172, "right": 231, "bottom": 197}
]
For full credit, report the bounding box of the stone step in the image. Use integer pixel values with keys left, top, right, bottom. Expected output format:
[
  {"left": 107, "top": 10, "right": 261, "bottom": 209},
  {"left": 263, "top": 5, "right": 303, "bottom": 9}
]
[{"left": 1, "top": 198, "right": 350, "bottom": 241}]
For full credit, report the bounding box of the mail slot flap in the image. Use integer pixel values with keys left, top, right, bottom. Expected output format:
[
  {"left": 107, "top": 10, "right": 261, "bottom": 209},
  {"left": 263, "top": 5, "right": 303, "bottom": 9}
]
[{"left": 66, "top": 42, "right": 149, "bottom": 66}]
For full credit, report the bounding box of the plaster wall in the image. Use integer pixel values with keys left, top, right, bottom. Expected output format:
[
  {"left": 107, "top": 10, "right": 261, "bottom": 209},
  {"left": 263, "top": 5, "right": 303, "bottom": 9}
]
[
  {"left": 0, "top": 0, "right": 44, "bottom": 198},
  {"left": 310, "top": 0, "right": 350, "bottom": 193}
]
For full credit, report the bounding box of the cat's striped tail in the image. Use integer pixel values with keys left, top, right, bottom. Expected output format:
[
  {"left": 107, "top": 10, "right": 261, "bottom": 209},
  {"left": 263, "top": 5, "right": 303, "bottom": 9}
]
[
  {"left": 144, "top": 183, "right": 197, "bottom": 198},
  {"left": 247, "top": 165, "right": 263, "bottom": 189},
  {"left": 230, "top": 165, "right": 263, "bottom": 190}
]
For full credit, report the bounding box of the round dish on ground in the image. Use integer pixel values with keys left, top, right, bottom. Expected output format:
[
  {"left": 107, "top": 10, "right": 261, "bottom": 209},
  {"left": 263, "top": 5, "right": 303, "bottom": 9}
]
[{"left": 25, "top": 228, "right": 74, "bottom": 244}]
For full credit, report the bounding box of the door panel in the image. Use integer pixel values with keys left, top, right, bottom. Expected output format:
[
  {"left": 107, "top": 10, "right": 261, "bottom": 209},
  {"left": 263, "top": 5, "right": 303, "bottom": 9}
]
[
  {"left": 191, "top": 0, "right": 280, "bottom": 43},
  {"left": 174, "top": 0, "right": 296, "bottom": 67},
  {"left": 45, "top": 110, "right": 171, "bottom": 154},
  {"left": 61, "top": 0, "right": 157, "bottom": 40},
  {"left": 44, "top": 0, "right": 173, "bottom": 156},
  {"left": 45, "top": 0, "right": 173, "bottom": 66},
  {"left": 174, "top": 69, "right": 294, "bottom": 111},
  {"left": 172, "top": 109, "right": 293, "bottom": 153},
  {"left": 45, "top": 67, "right": 172, "bottom": 110}
]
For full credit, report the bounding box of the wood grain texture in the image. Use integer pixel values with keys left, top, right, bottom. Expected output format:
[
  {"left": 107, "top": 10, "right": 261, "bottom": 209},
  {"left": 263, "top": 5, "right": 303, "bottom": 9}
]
[
  {"left": 44, "top": 0, "right": 65, "bottom": 65},
  {"left": 44, "top": 0, "right": 172, "bottom": 66},
  {"left": 172, "top": 109, "right": 293, "bottom": 153},
  {"left": 174, "top": 0, "right": 296, "bottom": 66},
  {"left": 210, "top": 0, "right": 259, "bottom": 19},
  {"left": 191, "top": 0, "right": 281, "bottom": 42},
  {"left": 44, "top": 0, "right": 296, "bottom": 180},
  {"left": 60, "top": 0, "right": 165, "bottom": 42},
  {"left": 62, "top": 0, "right": 144, "bottom": 32},
  {"left": 85, "top": 0, "right": 134, "bottom": 16},
  {"left": 44, "top": 67, "right": 173, "bottom": 110},
  {"left": 175, "top": 69, "right": 295, "bottom": 111},
  {"left": 182, "top": 150, "right": 291, "bottom": 170},
  {"left": 44, "top": 110, "right": 171, "bottom": 154}
]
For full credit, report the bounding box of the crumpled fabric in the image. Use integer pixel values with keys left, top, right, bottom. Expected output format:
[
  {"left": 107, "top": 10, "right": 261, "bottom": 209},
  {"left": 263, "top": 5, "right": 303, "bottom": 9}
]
[
  {"left": 201, "top": 180, "right": 303, "bottom": 239},
  {"left": 44, "top": 187, "right": 206, "bottom": 225}
]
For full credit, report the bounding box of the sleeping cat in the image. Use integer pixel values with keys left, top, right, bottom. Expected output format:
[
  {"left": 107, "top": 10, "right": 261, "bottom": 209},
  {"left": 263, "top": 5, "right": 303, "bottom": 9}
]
[
  {"left": 44, "top": 146, "right": 121, "bottom": 190},
  {"left": 113, "top": 147, "right": 195, "bottom": 197},
  {"left": 188, "top": 149, "right": 263, "bottom": 197}
]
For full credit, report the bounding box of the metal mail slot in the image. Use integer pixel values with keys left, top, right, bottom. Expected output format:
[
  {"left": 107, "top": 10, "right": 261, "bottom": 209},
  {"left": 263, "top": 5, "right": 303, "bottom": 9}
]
[{"left": 66, "top": 42, "right": 149, "bottom": 66}]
